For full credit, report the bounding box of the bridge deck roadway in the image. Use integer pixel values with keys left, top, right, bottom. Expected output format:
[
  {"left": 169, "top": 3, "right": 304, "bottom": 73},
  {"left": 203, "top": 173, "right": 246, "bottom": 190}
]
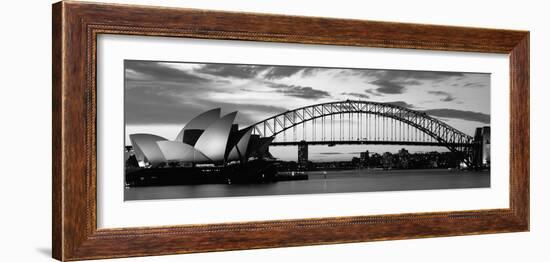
[{"left": 269, "top": 140, "right": 473, "bottom": 147}]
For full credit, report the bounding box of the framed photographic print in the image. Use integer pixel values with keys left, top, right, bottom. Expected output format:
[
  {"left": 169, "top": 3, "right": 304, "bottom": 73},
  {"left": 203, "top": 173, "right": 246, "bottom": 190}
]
[{"left": 52, "top": 1, "right": 529, "bottom": 261}]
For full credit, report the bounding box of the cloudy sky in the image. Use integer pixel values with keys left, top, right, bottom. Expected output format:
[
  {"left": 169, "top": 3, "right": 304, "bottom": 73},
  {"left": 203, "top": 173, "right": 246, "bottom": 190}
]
[{"left": 125, "top": 60, "right": 490, "bottom": 161}]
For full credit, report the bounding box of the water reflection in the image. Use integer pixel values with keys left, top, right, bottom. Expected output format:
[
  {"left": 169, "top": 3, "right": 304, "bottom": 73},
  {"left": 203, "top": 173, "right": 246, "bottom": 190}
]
[{"left": 125, "top": 169, "right": 489, "bottom": 201}]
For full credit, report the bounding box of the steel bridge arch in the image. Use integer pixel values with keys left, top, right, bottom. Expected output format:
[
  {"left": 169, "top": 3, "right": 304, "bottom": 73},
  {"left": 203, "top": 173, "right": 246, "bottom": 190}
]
[{"left": 250, "top": 100, "right": 474, "bottom": 165}]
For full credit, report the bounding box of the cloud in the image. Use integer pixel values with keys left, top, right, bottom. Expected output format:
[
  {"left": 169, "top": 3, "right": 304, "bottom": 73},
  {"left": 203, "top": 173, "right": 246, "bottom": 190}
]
[
  {"left": 422, "top": 109, "right": 490, "bottom": 124},
  {"left": 202, "top": 100, "right": 288, "bottom": 126},
  {"left": 124, "top": 61, "right": 289, "bottom": 126},
  {"left": 125, "top": 60, "right": 210, "bottom": 83},
  {"left": 462, "top": 82, "right": 488, "bottom": 88},
  {"left": 268, "top": 83, "right": 330, "bottom": 100},
  {"left": 194, "top": 64, "right": 325, "bottom": 80},
  {"left": 370, "top": 80, "right": 405, "bottom": 94},
  {"left": 194, "top": 64, "right": 266, "bottom": 79},
  {"left": 125, "top": 60, "right": 489, "bottom": 132},
  {"left": 263, "top": 66, "right": 304, "bottom": 79},
  {"left": 360, "top": 70, "right": 464, "bottom": 81},
  {"left": 335, "top": 68, "right": 464, "bottom": 83},
  {"left": 365, "top": 89, "right": 383, "bottom": 97},
  {"left": 427, "top": 91, "right": 456, "bottom": 102},
  {"left": 370, "top": 79, "right": 421, "bottom": 94},
  {"left": 386, "top": 101, "right": 415, "bottom": 108},
  {"left": 337, "top": 69, "right": 467, "bottom": 95},
  {"left": 341, "top": 92, "right": 370, "bottom": 99},
  {"left": 125, "top": 83, "right": 287, "bottom": 125},
  {"left": 125, "top": 84, "right": 202, "bottom": 125},
  {"left": 263, "top": 66, "right": 323, "bottom": 79},
  {"left": 301, "top": 68, "right": 321, "bottom": 77}
]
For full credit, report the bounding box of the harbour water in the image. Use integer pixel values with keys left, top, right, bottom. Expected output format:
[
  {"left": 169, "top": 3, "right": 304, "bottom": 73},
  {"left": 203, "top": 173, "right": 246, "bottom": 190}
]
[{"left": 124, "top": 168, "right": 490, "bottom": 201}]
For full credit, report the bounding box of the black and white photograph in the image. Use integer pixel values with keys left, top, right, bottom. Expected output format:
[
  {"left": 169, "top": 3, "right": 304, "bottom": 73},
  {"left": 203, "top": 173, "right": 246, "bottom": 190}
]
[
  {"left": 3, "top": 0, "right": 544, "bottom": 261},
  {"left": 123, "top": 60, "right": 491, "bottom": 200}
]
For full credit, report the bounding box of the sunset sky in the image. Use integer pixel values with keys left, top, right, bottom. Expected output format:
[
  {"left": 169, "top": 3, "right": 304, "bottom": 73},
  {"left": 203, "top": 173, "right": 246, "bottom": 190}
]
[{"left": 124, "top": 60, "right": 490, "bottom": 161}]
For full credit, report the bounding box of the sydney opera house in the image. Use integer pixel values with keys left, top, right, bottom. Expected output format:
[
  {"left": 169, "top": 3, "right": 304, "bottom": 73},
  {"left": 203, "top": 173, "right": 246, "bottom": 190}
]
[{"left": 128, "top": 108, "right": 273, "bottom": 169}]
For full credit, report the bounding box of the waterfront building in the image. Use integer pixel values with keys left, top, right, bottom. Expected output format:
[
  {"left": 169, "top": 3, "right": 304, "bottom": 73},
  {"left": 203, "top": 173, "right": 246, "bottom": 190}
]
[{"left": 129, "top": 108, "right": 272, "bottom": 167}]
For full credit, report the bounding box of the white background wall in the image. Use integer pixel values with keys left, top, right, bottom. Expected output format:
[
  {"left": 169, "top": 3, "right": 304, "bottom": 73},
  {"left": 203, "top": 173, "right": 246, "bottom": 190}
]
[{"left": 0, "top": 0, "right": 547, "bottom": 261}]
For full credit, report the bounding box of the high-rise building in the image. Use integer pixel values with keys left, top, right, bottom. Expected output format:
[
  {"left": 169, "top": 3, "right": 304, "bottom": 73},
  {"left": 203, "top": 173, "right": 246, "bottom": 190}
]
[
  {"left": 298, "top": 140, "right": 308, "bottom": 168},
  {"left": 360, "top": 150, "right": 369, "bottom": 168},
  {"left": 397, "top": 148, "right": 410, "bottom": 168}
]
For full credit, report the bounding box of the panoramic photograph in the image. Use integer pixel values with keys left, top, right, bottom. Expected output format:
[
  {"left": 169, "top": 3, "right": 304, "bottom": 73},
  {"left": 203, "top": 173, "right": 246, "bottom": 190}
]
[{"left": 123, "top": 60, "right": 491, "bottom": 201}]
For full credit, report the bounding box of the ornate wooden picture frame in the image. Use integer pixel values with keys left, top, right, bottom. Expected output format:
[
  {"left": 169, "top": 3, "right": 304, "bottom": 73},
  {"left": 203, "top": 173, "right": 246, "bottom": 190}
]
[{"left": 52, "top": 1, "right": 529, "bottom": 261}]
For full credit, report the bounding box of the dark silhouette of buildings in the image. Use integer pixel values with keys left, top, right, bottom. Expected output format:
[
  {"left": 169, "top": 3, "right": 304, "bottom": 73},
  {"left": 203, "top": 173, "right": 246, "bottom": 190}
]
[
  {"left": 397, "top": 148, "right": 410, "bottom": 169},
  {"left": 382, "top": 152, "right": 393, "bottom": 169}
]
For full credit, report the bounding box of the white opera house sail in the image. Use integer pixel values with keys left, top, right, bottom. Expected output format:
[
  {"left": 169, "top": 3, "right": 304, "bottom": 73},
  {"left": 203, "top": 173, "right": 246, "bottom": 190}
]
[{"left": 128, "top": 108, "right": 270, "bottom": 168}]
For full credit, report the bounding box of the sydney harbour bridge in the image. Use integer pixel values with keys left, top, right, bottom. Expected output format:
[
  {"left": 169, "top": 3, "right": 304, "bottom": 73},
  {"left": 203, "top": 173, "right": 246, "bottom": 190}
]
[
  {"left": 250, "top": 100, "right": 480, "bottom": 168},
  {"left": 126, "top": 99, "right": 488, "bottom": 188}
]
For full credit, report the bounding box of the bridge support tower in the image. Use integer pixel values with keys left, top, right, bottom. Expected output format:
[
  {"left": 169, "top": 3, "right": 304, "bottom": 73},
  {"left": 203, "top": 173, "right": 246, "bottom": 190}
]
[{"left": 472, "top": 126, "right": 491, "bottom": 169}]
